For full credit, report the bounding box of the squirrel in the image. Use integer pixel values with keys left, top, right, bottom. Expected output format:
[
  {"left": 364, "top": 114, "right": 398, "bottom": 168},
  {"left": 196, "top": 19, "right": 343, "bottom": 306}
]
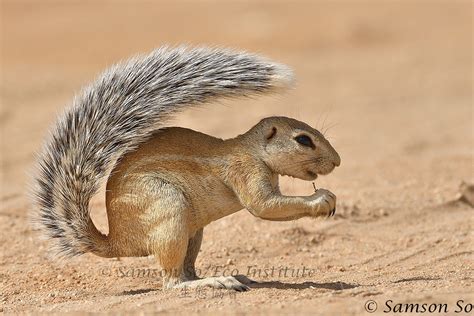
[{"left": 32, "top": 46, "right": 341, "bottom": 291}]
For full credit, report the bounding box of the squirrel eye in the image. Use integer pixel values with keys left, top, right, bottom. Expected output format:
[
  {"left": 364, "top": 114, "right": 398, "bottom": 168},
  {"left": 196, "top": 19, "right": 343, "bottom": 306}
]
[{"left": 294, "top": 135, "right": 315, "bottom": 149}]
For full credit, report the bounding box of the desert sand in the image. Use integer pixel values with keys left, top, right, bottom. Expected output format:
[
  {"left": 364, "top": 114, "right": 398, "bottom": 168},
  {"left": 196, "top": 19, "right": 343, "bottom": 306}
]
[{"left": 1, "top": 1, "right": 473, "bottom": 314}]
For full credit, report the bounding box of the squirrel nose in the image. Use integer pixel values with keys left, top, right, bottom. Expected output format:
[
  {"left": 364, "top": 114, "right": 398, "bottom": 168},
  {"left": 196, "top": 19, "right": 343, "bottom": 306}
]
[{"left": 334, "top": 153, "right": 341, "bottom": 167}]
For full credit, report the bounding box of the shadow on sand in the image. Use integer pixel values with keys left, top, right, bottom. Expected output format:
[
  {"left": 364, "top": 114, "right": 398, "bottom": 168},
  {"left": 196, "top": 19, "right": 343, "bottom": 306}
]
[
  {"left": 249, "top": 280, "right": 359, "bottom": 290},
  {"left": 119, "top": 280, "right": 359, "bottom": 296}
]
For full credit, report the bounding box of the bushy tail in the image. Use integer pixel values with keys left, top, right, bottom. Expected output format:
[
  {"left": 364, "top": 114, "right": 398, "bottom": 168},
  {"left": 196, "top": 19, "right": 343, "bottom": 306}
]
[{"left": 31, "top": 46, "right": 294, "bottom": 258}]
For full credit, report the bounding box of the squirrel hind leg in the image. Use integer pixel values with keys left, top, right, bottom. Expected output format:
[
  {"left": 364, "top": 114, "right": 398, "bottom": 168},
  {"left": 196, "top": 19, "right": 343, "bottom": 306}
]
[
  {"left": 183, "top": 228, "right": 203, "bottom": 280},
  {"left": 150, "top": 219, "right": 188, "bottom": 288},
  {"left": 148, "top": 216, "right": 190, "bottom": 289},
  {"left": 142, "top": 180, "right": 191, "bottom": 288}
]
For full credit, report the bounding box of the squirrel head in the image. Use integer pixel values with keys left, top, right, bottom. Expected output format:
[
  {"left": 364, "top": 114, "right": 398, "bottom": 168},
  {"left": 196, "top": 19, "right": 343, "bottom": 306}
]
[{"left": 248, "top": 116, "right": 341, "bottom": 181}]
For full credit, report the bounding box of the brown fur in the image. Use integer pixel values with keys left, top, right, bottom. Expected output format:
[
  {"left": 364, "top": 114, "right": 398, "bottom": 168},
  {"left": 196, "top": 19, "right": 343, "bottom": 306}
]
[{"left": 98, "top": 116, "right": 340, "bottom": 290}]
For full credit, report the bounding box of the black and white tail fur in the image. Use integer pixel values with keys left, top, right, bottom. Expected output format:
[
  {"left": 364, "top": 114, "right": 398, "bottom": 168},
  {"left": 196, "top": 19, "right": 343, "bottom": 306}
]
[{"left": 31, "top": 46, "right": 293, "bottom": 258}]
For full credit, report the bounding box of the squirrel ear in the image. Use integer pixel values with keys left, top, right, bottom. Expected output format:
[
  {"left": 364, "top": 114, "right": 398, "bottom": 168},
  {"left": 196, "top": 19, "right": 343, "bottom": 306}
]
[{"left": 266, "top": 127, "right": 277, "bottom": 141}]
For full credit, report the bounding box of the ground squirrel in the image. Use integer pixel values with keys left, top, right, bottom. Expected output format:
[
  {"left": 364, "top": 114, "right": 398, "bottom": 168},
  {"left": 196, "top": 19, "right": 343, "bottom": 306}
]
[{"left": 32, "top": 46, "right": 341, "bottom": 291}]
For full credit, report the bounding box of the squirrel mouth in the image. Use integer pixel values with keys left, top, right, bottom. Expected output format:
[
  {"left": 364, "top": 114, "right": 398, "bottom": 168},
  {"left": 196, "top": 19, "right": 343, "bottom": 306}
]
[{"left": 307, "top": 170, "right": 318, "bottom": 178}]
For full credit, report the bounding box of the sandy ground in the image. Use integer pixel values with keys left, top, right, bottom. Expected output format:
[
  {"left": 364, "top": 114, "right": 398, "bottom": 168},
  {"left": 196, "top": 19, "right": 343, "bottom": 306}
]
[{"left": 1, "top": 1, "right": 473, "bottom": 314}]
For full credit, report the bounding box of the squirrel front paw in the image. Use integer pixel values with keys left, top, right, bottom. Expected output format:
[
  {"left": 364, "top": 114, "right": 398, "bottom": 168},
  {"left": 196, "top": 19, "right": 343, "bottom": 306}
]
[{"left": 308, "top": 189, "right": 336, "bottom": 218}]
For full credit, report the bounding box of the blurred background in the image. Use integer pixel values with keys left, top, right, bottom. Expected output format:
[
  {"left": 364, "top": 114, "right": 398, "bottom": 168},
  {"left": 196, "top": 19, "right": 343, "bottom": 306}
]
[
  {"left": 1, "top": 1, "right": 472, "bottom": 314},
  {"left": 2, "top": 1, "right": 472, "bottom": 201}
]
